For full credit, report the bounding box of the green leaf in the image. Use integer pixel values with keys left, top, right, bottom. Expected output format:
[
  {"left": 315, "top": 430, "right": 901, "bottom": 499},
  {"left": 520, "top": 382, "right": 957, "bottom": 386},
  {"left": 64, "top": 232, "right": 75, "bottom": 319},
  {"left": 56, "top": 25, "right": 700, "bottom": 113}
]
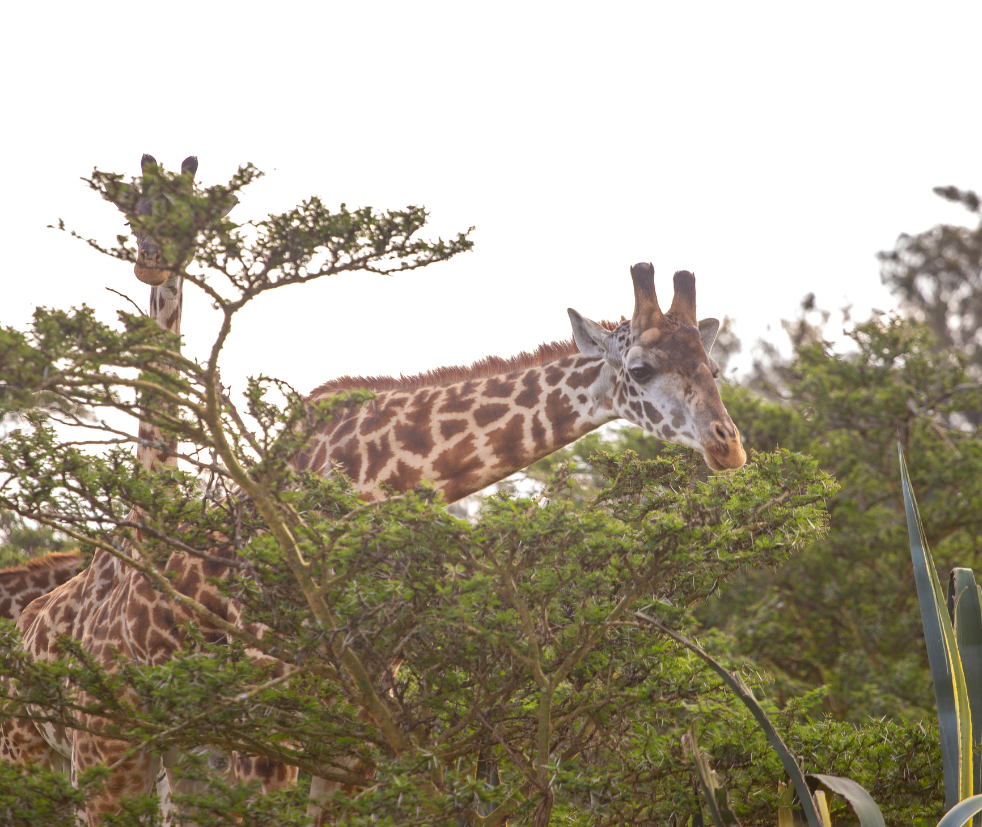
[
  {"left": 807, "top": 773, "right": 885, "bottom": 827},
  {"left": 684, "top": 725, "right": 741, "bottom": 827},
  {"left": 950, "top": 568, "right": 982, "bottom": 809},
  {"left": 938, "top": 795, "right": 982, "bottom": 827},
  {"left": 899, "top": 442, "right": 974, "bottom": 810}
]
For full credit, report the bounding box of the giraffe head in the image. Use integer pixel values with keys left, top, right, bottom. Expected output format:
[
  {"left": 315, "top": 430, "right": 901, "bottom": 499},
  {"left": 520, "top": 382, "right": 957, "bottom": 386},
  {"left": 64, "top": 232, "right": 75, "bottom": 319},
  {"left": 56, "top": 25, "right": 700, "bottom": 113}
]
[
  {"left": 568, "top": 263, "right": 746, "bottom": 471},
  {"left": 117, "top": 154, "right": 199, "bottom": 286}
]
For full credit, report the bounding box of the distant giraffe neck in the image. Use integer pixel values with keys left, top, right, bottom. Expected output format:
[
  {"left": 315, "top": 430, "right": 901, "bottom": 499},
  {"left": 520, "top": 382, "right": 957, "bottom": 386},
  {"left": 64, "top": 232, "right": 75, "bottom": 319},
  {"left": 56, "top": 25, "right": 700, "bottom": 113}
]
[
  {"left": 137, "top": 274, "right": 184, "bottom": 472},
  {"left": 301, "top": 349, "right": 618, "bottom": 503}
]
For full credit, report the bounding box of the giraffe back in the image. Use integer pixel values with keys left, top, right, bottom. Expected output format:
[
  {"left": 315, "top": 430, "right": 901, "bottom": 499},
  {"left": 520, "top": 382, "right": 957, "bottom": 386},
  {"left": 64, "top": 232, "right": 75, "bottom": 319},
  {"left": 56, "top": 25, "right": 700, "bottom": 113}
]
[{"left": 0, "top": 551, "right": 84, "bottom": 623}]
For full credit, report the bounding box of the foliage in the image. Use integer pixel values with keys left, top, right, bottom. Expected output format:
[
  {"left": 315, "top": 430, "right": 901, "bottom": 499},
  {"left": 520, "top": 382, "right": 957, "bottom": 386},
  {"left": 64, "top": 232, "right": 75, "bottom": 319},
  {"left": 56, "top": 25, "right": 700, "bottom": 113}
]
[
  {"left": 656, "top": 624, "right": 947, "bottom": 827},
  {"left": 700, "top": 315, "right": 982, "bottom": 722},
  {"left": 0, "top": 433, "right": 835, "bottom": 824},
  {"left": 675, "top": 443, "right": 982, "bottom": 827}
]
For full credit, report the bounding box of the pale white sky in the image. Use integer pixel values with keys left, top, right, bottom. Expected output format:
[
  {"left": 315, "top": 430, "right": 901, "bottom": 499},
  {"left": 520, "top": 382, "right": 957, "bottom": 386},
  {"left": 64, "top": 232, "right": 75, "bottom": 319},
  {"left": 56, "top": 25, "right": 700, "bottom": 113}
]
[{"left": 3, "top": 2, "right": 980, "bottom": 400}]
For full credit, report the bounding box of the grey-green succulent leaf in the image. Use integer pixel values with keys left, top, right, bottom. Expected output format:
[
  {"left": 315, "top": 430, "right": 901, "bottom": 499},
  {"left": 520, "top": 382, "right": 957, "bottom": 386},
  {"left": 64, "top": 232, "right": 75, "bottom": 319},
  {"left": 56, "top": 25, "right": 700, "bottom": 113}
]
[
  {"left": 900, "top": 442, "right": 974, "bottom": 809},
  {"left": 807, "top": 774, "right": 884, "bottom": 827},
  {"left": 937, "top": 795, "right": 982, "bottom": 827},
  {"left": 950, "top": 568, "right": 982, "bottom": 806}
]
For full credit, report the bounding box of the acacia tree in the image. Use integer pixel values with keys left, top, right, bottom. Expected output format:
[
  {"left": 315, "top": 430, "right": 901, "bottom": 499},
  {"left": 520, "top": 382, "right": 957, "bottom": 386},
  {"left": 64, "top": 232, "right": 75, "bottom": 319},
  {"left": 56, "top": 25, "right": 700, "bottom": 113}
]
[{"left": 0, "top": 162, "right": 840, "bottom": 826}]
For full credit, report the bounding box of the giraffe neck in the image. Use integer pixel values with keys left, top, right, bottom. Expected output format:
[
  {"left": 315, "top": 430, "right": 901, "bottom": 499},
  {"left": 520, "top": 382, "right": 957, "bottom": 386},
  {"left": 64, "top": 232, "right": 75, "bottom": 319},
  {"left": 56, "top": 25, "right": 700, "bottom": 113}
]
[
  {"left": 303, "top": 352, "right": 618, "bottom": 503},
  {"left": 137, "top": 274, "right": 184, "bottom": 473}
]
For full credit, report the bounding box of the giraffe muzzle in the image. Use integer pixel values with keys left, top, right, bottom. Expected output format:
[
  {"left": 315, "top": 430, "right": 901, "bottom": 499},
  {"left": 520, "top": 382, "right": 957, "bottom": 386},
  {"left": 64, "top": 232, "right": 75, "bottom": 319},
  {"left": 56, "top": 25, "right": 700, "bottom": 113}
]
[
  {"left": 134, "top": 251, "right": 170, "bottom": 286},
  {"left": 703, "top": 421, "right": 747, "bottom": 471}
]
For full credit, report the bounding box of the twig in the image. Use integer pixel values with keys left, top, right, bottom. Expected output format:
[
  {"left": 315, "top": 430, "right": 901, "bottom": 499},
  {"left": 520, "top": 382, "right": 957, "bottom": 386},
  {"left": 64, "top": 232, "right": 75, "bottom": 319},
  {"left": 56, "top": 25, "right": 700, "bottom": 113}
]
[
  {"left": 106, "top": 286, "right": 148, "bottom": 317},
  {"left": 931, "top": 419, "right": 958, "bottom": 453}
]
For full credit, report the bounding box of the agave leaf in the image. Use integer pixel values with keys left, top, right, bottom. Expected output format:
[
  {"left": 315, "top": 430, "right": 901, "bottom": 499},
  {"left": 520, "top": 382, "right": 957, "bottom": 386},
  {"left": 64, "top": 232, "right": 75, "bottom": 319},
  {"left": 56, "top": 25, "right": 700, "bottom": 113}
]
[
  {"left": 715, "top": 786, "right": 742, "bottom": 827},
  {"left": 899, "top": 443, "right": 974, "bottom": 810},
  {"left": 951, "top": 569, "right": 982, "bottom": 812},
  {"left": 636, "top": 612, "right": 822, "bottom": 827},
  {"left": 937, "top": 795, "right": 982, "bottom": 827},
  {"left": 813, "top": 791, "right": 831, "bottom": 827},
  {"left": 684, "top": 726, "right": 741, "bottom": 827},
  {"left": 807, "top": 773, "right": 885, "bottom": 827},
  {"left": 777, "top": 783, "right": 795, "bottom": 827}
]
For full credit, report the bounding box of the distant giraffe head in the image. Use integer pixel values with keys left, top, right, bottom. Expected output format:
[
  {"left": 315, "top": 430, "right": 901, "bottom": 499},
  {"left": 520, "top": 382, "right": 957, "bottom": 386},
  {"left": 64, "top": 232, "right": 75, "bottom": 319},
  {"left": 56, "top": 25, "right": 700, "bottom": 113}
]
[
  {"left": 118, "top": 154, "right": 200, "bottom": 286},
  {"left": 568, "top": 263, "right": 746, "bottom": 471}
]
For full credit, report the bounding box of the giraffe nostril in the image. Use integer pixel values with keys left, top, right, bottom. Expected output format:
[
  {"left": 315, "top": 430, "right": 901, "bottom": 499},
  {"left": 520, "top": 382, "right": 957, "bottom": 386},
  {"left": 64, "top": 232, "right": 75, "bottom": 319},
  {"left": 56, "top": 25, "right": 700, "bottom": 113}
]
[{"left": 713, "top": 422, "right": 728, "bottom": 442}]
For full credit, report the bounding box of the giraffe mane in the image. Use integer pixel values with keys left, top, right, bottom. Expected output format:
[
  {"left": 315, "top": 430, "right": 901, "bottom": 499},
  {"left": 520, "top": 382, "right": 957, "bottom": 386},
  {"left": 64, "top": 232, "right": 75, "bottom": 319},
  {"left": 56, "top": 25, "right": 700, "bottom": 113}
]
[
  {"left": 309, "top": 321, "right": 621, "bottom": 397},
  {"left": 0, "top": 550, "right": 81, "bottom": 575}
]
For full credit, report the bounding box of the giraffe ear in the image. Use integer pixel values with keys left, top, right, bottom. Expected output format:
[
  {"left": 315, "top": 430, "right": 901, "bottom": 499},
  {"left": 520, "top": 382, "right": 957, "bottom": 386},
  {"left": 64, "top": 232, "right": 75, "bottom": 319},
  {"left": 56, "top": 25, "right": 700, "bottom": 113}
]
[
  {"left": 219, "top": 194, "right": 239, "bottom": 217},
  {"left": 698, "top": 318, "right": 722, "bottom": 378},
  {"left": 697, "top": 318, "right": 720, "bottom": 354},
  {"left": 568, "top": 309, "right": 622, "bottom": 366}
]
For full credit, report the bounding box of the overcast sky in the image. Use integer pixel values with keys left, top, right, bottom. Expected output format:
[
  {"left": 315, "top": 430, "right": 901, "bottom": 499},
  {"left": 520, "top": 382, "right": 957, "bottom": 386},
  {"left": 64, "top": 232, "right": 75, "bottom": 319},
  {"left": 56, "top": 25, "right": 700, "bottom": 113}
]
[{"left": 3, "top": 1, "right": 980, "bottom": 400}]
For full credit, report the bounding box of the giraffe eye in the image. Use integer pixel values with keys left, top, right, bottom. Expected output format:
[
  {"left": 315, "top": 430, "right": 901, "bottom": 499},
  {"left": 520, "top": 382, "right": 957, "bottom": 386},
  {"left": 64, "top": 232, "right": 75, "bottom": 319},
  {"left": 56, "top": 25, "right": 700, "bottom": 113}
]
[{"left": 629, "top": 365, "right": 652, "bottom": 383}]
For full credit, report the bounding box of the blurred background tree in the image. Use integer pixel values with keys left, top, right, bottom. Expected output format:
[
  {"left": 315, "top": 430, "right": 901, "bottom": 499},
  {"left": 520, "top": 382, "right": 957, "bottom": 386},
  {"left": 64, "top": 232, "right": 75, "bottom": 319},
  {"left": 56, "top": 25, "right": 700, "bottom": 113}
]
[
  {"left": 705, "top": 187, "right": 982, "bottom": 721},
  {"left": 880, "top": 187, "right": 982, "bottom": 375},
  {"left": 703, "top": 315, "right": 982, "bottom": 721}
]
